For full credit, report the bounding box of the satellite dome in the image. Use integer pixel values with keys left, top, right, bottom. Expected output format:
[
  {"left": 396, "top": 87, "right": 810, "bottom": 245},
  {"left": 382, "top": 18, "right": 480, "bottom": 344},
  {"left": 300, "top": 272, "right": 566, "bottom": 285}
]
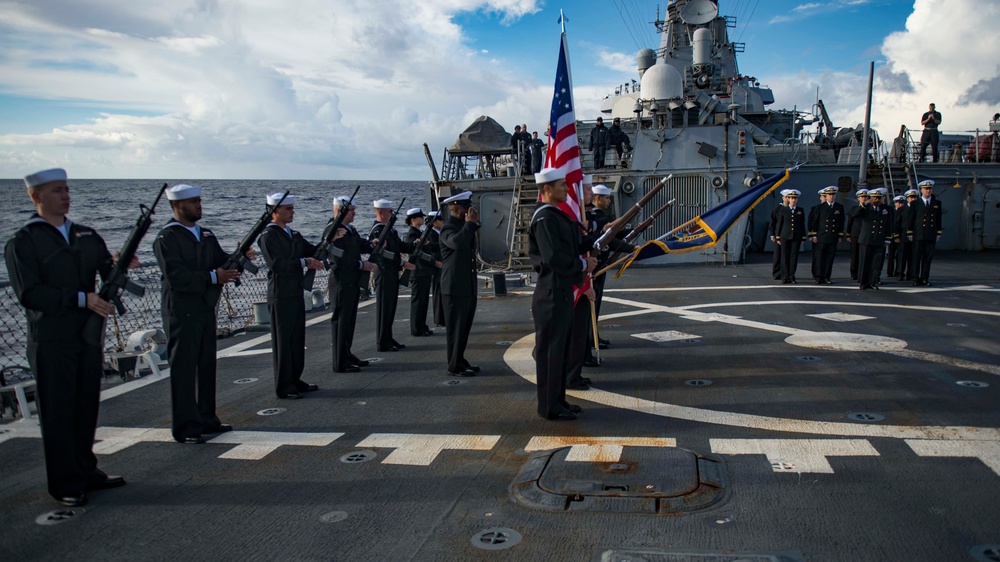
[
  {"left": 639, "top": 61, "right": 683, "bottom": 101},
  {"left": 636, "top": 48, "right": 657, "bottom": 77}
]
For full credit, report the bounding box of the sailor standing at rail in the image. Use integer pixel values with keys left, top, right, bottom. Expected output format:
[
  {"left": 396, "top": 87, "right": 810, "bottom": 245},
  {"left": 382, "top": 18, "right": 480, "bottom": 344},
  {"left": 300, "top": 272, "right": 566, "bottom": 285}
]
[
  {"left": 370, "top": 199, "right": 416, "bottom": 352},
  {"left": 5, "top": 168, "right": 130, "bottom": 507},
  {"left": 403, "top": 208, "right": 438, "bottom": 337},
  {"left": 258, "top": 193, "right": 324, "bottom": 399},
  {"left": 326, "top": 197, "right": 376, "bottom": 373},
  {"left": 154, "top": 184, "right": 246, "bottom": 444},
  {"left": 907, "top": 179, "right": 943, "bottom": 286},
  {"left": 775, "top": 189, "right": 806, "bottom": 284},
  {"left": 808, "top": 186, "right": 844, "bottom": 284},
  {"left": 846, "top": 188, "right": 869, "bottom": 281},
  {"left": 439, "top": 191, "right": 481, "bottom": 377},
  {"left": 529, "top": 167, "right": 597, "bottom": 421},
  {"left": 427, "top": 211, "right": 447, "bottom": 328}
]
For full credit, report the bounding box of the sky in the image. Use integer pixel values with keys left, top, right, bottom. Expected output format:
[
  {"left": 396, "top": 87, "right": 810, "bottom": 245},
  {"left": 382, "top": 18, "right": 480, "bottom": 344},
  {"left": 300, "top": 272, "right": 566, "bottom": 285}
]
[{"left": 0, "top": 0, "right": 998, "bottom": 180}]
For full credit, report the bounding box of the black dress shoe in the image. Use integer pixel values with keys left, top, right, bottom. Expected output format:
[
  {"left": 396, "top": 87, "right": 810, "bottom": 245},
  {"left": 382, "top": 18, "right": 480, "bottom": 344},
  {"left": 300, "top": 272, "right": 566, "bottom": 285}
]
[
  {"left": 566, "top": 381, "right": 591, "bottom": 390},
  {"left": 391, "top": 341, "right": 406, "bottom": 349},
  {"left": 598, "top": 337, "right": 610, "bottom": 346},
  {"left": 377, "top": 346, "right": 400, "bottom": 352},
  {"left": 447, "top": 368, "right": 476, "bottom": 377},
  {"left": 562, "top": 404, "right": 583, "bottom": 414},
  {"left": 335, "top": 366, "right": 361, "bottom": 373},
  {"left": 278, "top": 392, "right": 303, "bottom": 400},
  {"left": 546, "top": 410, "right": 578, "bottom": 421},
  {"left": 781, "top": 280, "right": 791, "bottom": 284},
  {"left": 182, "top": 436, "right": 205, "bottom": 444},
  {"left": 204, "top": 424, "right": 233, "bottom": 434},
  {"left": 58, "top": 494, "right": 87, "bottom": 507},
  {"left": 354, "top": 360, "right": 370, "bottom": 367},
  {"left": 87, "top": 475, "right": 126, "bottom": 490},
  {"left": 462, "top": 364, "right": 481, "bottom": 372},
  {"left": 297, "top": 383, "right": 319, "bottom": 392},
  {"left": 583, "top": 358, "right": 601, "bottom": 367},
  {"left": 580, "top": 377, "right": 592, "bottom": 385}
]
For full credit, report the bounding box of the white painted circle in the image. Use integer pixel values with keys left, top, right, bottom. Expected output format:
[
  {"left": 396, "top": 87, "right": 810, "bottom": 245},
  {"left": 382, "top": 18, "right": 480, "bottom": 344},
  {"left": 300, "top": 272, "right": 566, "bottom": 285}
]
[{"left": 785, "top": 332, "right": 907, "bottom": 352}]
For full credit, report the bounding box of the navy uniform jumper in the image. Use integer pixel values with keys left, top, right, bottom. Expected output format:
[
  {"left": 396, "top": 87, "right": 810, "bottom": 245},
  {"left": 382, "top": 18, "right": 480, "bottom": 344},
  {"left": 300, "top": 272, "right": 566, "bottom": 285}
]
[
  {"left": 327, "top": 222, "right": 372, "bottom": 371},
  {"left": 439, "top": 214, "right": 480, "bottom": 373}
]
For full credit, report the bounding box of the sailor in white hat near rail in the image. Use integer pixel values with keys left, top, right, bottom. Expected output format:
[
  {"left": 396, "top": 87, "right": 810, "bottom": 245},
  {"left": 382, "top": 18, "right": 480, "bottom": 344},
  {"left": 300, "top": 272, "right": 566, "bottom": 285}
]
[
  {"left": 5, "top": 168, "right": 130, "bottom": 507},
  {"left": 154, "top": 184, "right": 251, "bottom": 444},
  {"left": 257, "top": 193, "right": 325, "bottom": 399}
]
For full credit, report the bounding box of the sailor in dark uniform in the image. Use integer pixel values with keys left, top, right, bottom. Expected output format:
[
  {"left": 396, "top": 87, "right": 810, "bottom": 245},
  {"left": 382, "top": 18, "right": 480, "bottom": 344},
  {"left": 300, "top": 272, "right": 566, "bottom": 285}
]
[
  {"left": 258, "top": 193, "right": 324, "bottom": 399},
  {"left": 439, "top": 191, "right": 481, "bottom": 376},
  {"left": 896, "top": 189, "right": 918, "bottom": 280},
  {"left": 768, "top": 192, "right": 789, "bottom": 280},
  {"left": 857, "top": 188, "right": 892, "bottom": 290},
  {"left": 369, "top": 199, "right": 416, "bottom": 352},
  {"left": 868, "top": 189, "right": 893, "bottom": 286},
  {"left": 845, "top": 189, "right": 869, "bottom": 280},
  {"left": 586, "top": 184, "right": 632, "bottom": 351},
  {"left": 403, "top": 208, "right": 437, "bottom": 337},
  {"left": 427, "top": 211, "right": 446, "bottom": 328},
  {"left": 529, "top": 167, "right": 597, "bottom": 421},
  {"left": 326, "top": 197, "right": 376, "bottom": 373},
  {"left": 907, "top": 179, "right": 943, "bottom": 286},
  {"left": 808, "top": 186, "right": 845, "bottom": 284},
  {"left": 153, "top": 184, "right": 246, "bottom": 444},
  {"left": 774, "top": 189, "right": 806, "bottom": 284},
  {"left": 887, "top": 195, "right": 906, "bottom": 278},
  {"left": 5, "top": 168, "right": 128, "bottom": 507}
]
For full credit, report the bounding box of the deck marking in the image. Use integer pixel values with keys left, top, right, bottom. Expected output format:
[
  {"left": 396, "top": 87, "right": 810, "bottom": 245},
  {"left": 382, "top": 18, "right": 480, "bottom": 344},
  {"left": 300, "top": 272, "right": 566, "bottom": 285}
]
[
  {"left": 504, "top": 293, "right": 1000, "bottom": 441},
  {"left": 0, "top": 421, "right": 41, "bottom": 445},
  {"left": 601, "top": 285, "right": 1000, "bottom": 294},
  {"left": 524, "top": 436, "right": 676, "bottom": 462},
  {"left": 94, "top": 427, "right": 175, "bottom": 454},
  {"left": 808, "top": 312, "right": 874, "bottom": 322},
  {"left": 631, "top": 331, "right": 700, "bottom": 343},
  {"left": 210, "top": 431, "right": 344, "bottom": 460},
  {"left": 356, "top": 433, "right": 501, "bottom": 465},
  {"left": 710, "top": 439, "right": 880, "bottom": 473},
  {"left": 100, "top": 367, "right": 172, "bottom": 402},
  {"left": 905, "top": 439, "right": 1000, "bottom": 476},
  {"left": 898, "top": 284, "right": 993, "bottom": 294}
]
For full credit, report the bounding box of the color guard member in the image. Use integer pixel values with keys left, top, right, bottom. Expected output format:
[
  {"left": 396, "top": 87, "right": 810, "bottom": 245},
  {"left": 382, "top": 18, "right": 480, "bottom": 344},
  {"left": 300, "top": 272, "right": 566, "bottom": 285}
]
[
  {"left": 439, "top": 191, "right": 481, "bottom": 376},
  {"left": 403, "top": 208, "right": 438, "bottom": 337},
  {"left": 326, "top": 197, "right": 376, "bottom": 372},
  {"left": 369, "top": 199, "right": 416, "bottom": 352}
]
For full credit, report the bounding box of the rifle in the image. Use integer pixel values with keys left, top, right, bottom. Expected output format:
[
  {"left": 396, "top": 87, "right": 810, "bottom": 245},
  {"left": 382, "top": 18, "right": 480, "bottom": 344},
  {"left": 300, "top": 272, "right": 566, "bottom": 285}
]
[
  {"left": 399, "top": 203, "right": 445, "bottom": 287},
  {"left": 301, "top": 185, "right": 360, "bottom": 291},
  {"left": 82, "top": 183, "right": 168, "bottom": 347},
  {"left": 223, "top": 190, "right": 289, "bottom": 287},
  {"left": 370, "top": 198, "right": 406, "bottom": 268},
  {"left": 604, "top": 198, "right": 676, "bottom": 267},
  {"left": 592, "top": 174, "right": 670, "bottom": 252}
]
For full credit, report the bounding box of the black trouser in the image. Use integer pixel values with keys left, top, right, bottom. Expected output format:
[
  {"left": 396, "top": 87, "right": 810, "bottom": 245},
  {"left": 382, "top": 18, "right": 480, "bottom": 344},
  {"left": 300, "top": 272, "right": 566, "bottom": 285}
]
[
  {"left": 779, "top": 240, "right": 800, "bottom": 282},
  {"left": 772, "top": 244, "right": 781, "bottom": 279},
  {"left": 812, "top": 241, "right": 837, "bottom": 281},
  {"left": 912, "top": 239, "right": 936, "bottom": 282},
  {"left": 897, "top": 239, "right": 912, "bottom": 279},
  {"left": 532, "top": 287, "right": 573, "bottom": 418},
  {"left": 330, "top": 280, "right": 360, "bottom": 371},
  {"left": 443, "top": 293, "right": 476, "bottom": 372},
  {"left": 566, "top": 297, "right": 592, "bottom": 386},
  {"left": 432, "top": 272, "right": 445, "bottom": 326},
  {"left": 592, "top": 146, "right": 606, "bottom": 169},
  {"left": 873, "top": 243, "right": 886, "bottom": 283},
  {"left": 166, "top": 311, "right": 222, "bottom": 441},
  {"left": 859, "top": 244, "right": 881, "bottom": 287},
  {"left": 919, "top": 129, "right": 939, "bottom": 162},
  {"left": 373, "top": 267, "right": 400, "bottom": 350},
  {"left": 849, "top": 239, "right": 861, "bottom": 279},
  {"left": 28, "top": 339, "right": 106, "bottom": 499},
  {"left": 886, "top": 241, "right": 899, "bottom": 277},
  {"left": 410, "top": 274, "right": 432, "bottom": 336},
  {"left": 269, "top": 296, "right": 306, "bottom": 396}
]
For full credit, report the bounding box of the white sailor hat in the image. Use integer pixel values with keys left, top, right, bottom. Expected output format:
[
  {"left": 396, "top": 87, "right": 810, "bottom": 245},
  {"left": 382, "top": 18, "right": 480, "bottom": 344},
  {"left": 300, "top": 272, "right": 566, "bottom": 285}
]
[
  {"left": 24, "top": 168, "right": 67, "bottom": 188},
  {"left": 868, "top": 188, "right": 885, "bottom": 197},
  {"left": 785, "top": 189, "right": 800, "bottom": 198},
  {"left": 904, "top": 189, "right": 919, "bottom": 197},
  {"left": 406, "top": 207, "right": 425, "bottom": 218},
  {"left": 266, "top": 192, "right": 294, "bottom": 206},
  {"left": 373, "top": 199, "right": 394, "bottom": 209},
  {"left": 918, "top": 179, "right": 935, "bottom": 188},
  {"left": 535, "top": 167, "right": 566, "bottom": 184},
  {"left": 442, "top": 191, "right": 473, "bottom": 206},
  {"left": 333, "top": 196, "right": 353, "bottom": 207},
  {"left": 592, "top": 185, "right": 612, "bottom": 196},
  {"left": 818, "top": 186, "right": 837, "bottom": 195},
  {"left": 582, "top": 174, "right": 594, "bottom": 185},
  {"left": 779, "top": 189, "right": 792, "bottom": 197},
  {"left": 426, "top": 210, "right": 441, "bottom": 219},
  {"left": 893, "top": 195, "right": 905, "bottom": 202},
  {"left": 855, "top": 188, "right": 869, "bottom": 196},
  {"left": 166, "top": 184, "right": 202, "bottom": 201}
]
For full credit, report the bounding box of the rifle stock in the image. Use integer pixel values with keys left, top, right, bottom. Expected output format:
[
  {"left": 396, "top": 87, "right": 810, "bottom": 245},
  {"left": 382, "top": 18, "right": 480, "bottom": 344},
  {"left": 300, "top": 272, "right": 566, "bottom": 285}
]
[
  {"left": 302, "top": 186, "right": 361, "bottom": 291},
  {"left": 82, "top": 183, "right": 168, "bottom": 347},
  {"left": 593, "top": 174, "right": 671, "bottom": 251},
  {"left": 398, "top": 203, "right": 444, "bottom": 286},
  {"left": 224, "top": 190, "right": 289, "bottom": 287},
  {"left": 603, "top": 198, "right": 677, "bottom": 267}
]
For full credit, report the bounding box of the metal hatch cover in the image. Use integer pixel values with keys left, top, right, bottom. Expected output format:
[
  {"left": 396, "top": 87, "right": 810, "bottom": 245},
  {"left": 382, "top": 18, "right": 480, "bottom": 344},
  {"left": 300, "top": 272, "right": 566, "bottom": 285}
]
[{"left": 510, "top": 446, "right": 728, "bottom": 514}]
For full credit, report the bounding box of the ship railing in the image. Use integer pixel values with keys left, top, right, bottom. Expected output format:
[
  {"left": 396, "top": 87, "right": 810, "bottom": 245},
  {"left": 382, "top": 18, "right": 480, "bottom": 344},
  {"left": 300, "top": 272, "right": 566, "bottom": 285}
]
[
  {"left": 901, "top": 125, "right": 1000, "bottom": 165},
  {"left": 0, "top": 259, "right": 330, "bottom": 371}
]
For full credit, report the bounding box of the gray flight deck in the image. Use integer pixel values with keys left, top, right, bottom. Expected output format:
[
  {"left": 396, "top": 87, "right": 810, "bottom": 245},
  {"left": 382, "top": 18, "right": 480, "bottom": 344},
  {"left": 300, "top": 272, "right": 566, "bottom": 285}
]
[{"left": 2, "top": 251, "right": 999, "bottom": 562}]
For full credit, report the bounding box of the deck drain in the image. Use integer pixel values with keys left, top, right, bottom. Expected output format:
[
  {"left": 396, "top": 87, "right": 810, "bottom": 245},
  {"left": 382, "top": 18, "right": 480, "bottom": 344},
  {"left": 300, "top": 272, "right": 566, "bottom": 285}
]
[
  {"left": 318, "top": 511, "right": 349, "bottom": 523},
  {"left": 795, "top": 355, "right": 821, "bottom": 361},
  {"left": 496, "top": 340, "right": 515, "bottom": 346},
  {"left": 257, "top": 408, "right": 287, "bottom": 416},
  {"left": 36, "top": 509, "right": 83, "bottom": 526},
  {"left": 339, "top": 451, "right": 377, "bottom": 464},
  {"left": 847, "top": 412, "right": 884, "bottom": 422},
  {"left": 970, "top": 545, "right": 1000, "bottom": 562},
  {"left": 685, "top": 379, "right": 713, "bottom": 386},
  {"left": 957, "top": 381, "right": 989, "bottom": 388},
  {"left": 233, "top": 378, "right": 258, "bottom": 384},
  {"left": 444, "top": 380, "right": 465, "bottom": 385},
  {"left": 471, "top": 528, "right": 522, "bottom": 551}
]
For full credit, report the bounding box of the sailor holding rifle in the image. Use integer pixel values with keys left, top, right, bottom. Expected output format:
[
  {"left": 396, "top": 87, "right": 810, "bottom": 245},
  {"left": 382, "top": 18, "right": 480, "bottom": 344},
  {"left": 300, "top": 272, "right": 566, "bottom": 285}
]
[
  {"left": 427, "top": 211, "right": 447, "bottom": 328},
  {"left": 154, "top": 184, "right": 252, "bottom": 444},
  {"left": 403, "top": 208, "right": 439, "bottom": 338},
  {"left": 326, "top": 196, "right": 377, "bottom": 373},
  {"left": 369, "top": 199, "right": 416, "bottom": 352},
  {"left": 5, "top": 168, "right": 133, "bottom": 507},
  {"left": 257, "top": 193, "right": 324, "bottom": 399}
]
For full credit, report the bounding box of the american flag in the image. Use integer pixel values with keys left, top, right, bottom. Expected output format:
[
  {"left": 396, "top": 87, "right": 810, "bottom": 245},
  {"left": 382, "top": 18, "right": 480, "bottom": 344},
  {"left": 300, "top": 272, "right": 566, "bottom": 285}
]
[{"left": 543, "top": 24, "right": 590, "bottom": 302}]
